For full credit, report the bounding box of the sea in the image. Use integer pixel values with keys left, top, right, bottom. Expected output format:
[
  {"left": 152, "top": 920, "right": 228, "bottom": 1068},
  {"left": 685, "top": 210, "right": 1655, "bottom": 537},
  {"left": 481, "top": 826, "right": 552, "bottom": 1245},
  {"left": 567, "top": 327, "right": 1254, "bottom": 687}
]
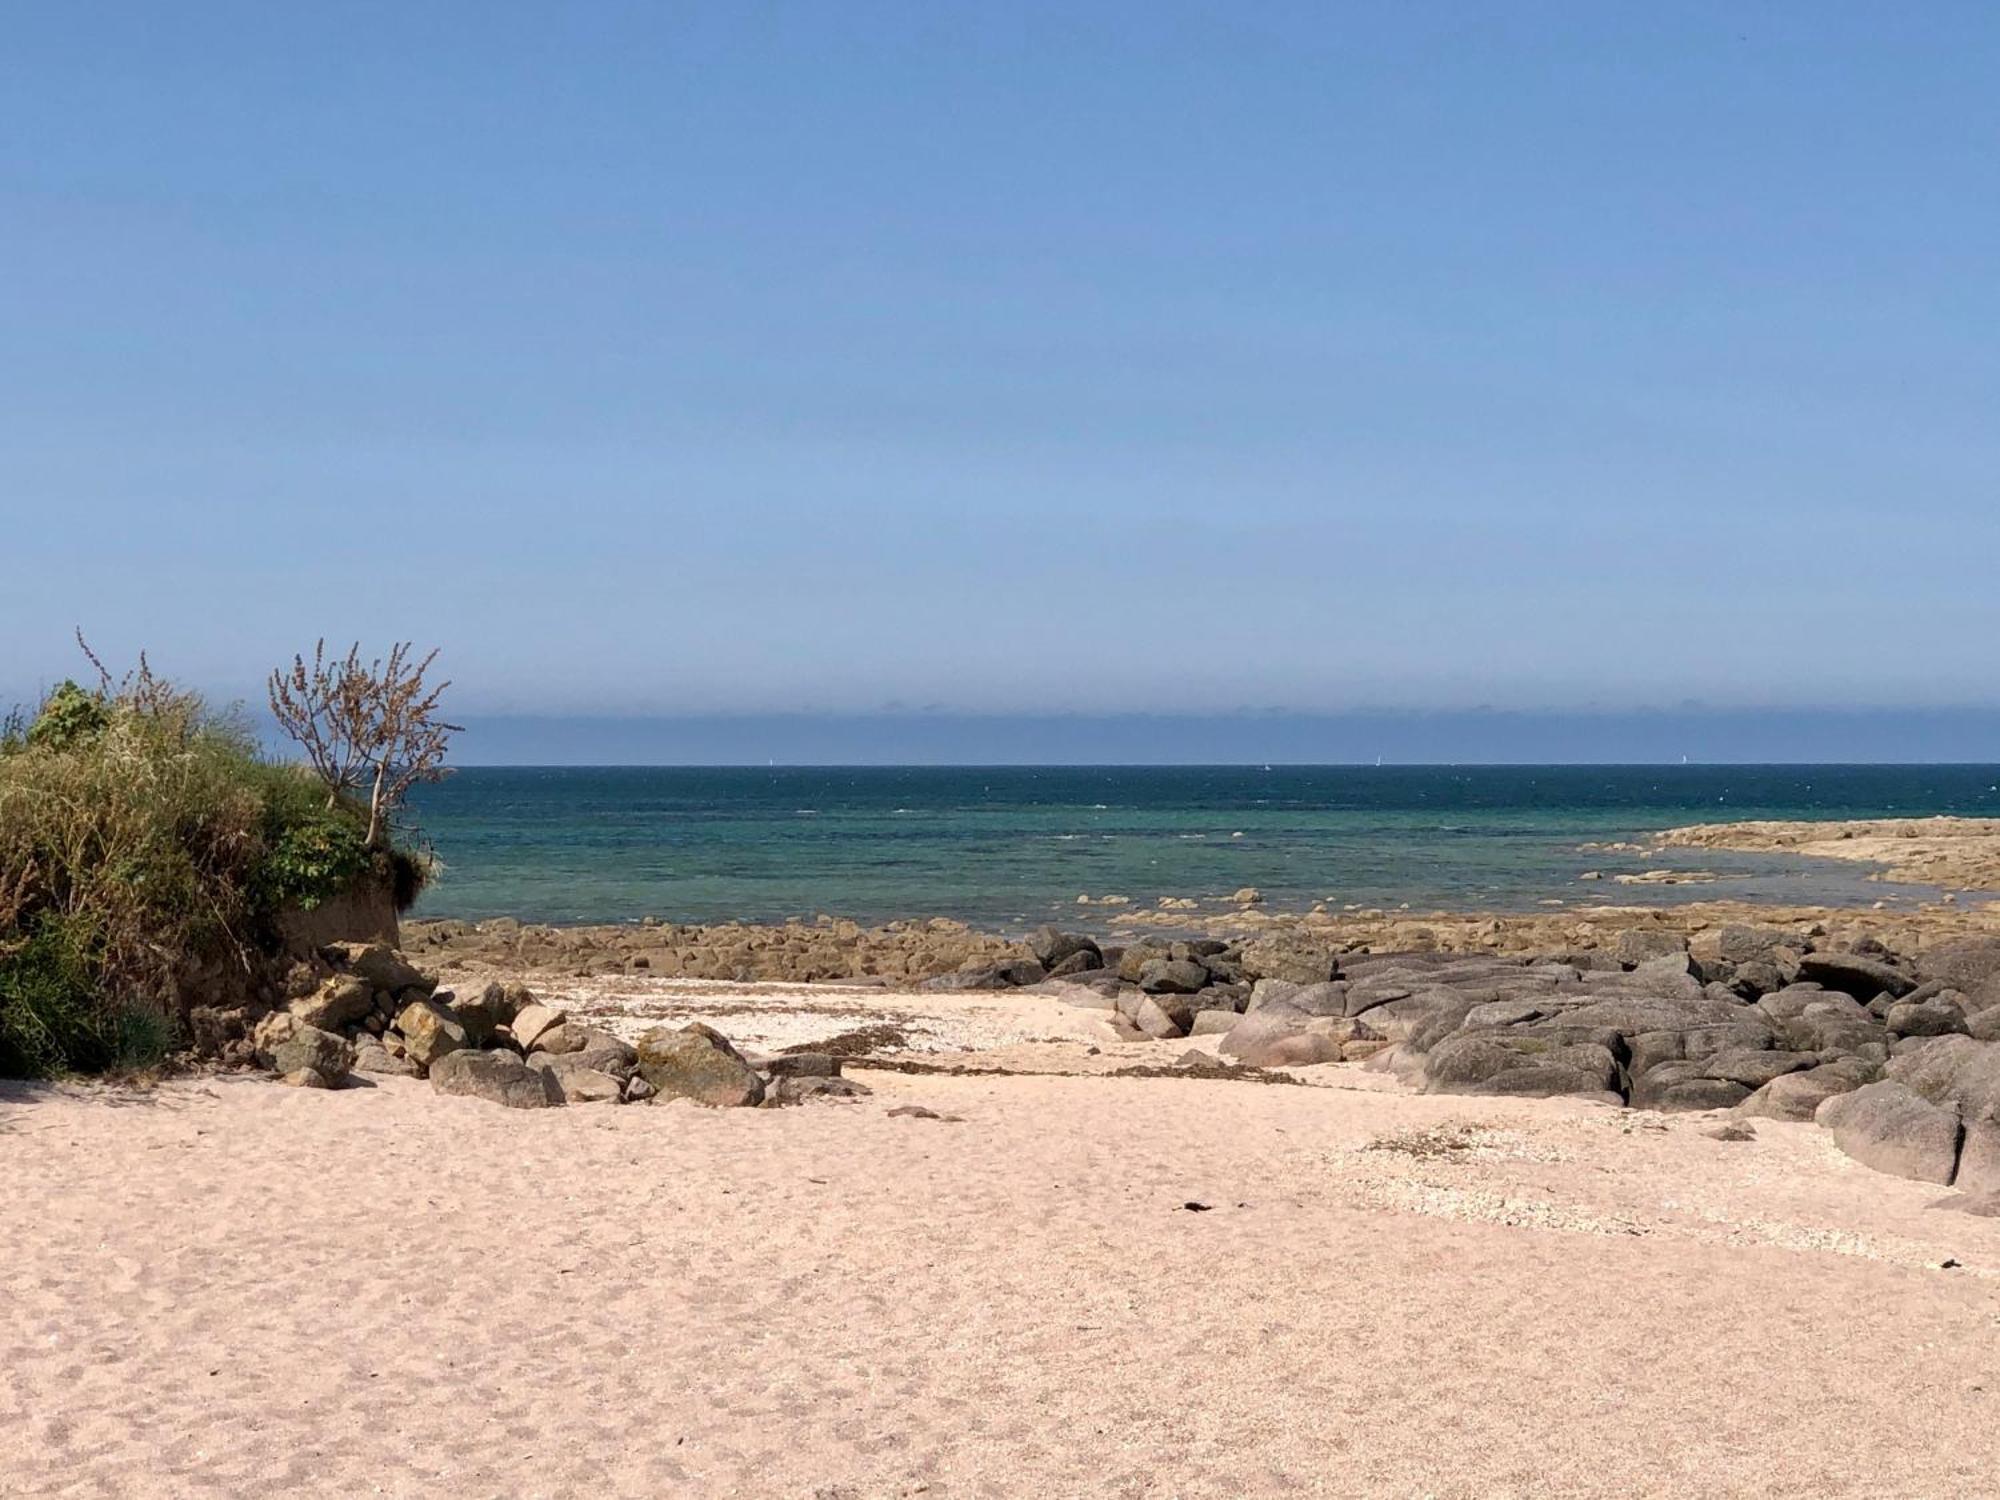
[{"left": 401, "top": 765, "right": 2000, "bottom": 932}]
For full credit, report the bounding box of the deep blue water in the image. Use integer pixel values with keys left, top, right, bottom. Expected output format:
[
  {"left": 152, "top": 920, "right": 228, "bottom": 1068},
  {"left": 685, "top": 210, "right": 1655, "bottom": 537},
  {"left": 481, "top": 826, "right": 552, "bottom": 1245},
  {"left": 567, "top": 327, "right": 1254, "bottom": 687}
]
[{"left": 403, "top": 765, "right": 2000, "bottom": 930}]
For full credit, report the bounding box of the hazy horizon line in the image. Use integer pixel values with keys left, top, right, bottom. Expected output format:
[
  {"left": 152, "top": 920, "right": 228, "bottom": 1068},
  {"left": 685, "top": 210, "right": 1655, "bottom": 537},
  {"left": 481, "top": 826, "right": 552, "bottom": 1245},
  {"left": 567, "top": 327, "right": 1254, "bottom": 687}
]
[{"left": 429, "top": 707, "right": 2000, "bottom": 768}]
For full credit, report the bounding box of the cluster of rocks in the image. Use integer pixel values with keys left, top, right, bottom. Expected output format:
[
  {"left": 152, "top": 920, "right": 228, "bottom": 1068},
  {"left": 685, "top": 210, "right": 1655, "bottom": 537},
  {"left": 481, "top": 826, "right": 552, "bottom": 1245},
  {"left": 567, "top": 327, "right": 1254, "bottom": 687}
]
[
  {"left": 1149, "top": 923, "right": 2000, "bottom": 1195},
  {"left": 244, "top": 940, "right": 866, "bottom": 1111},
  {"left": 920, "top": 924, "right": 1353, "bottom": 1039}
]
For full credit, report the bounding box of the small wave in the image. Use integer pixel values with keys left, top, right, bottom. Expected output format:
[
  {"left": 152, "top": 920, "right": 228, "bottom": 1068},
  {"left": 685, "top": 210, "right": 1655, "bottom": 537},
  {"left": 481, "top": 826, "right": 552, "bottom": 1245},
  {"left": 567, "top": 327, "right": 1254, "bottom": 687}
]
[{"left": 794, "top": 808, "right": 819, "bottom": 816}]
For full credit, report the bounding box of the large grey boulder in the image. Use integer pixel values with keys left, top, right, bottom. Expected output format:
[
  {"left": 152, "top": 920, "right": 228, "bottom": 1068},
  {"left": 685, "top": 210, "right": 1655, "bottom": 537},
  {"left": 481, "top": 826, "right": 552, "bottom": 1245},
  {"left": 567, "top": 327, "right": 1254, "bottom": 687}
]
[
  {"left": 531, "top": 1057, "right": 625, "bottom": 1104},
  {"left": 1028, "top": 926, "right": 1101, "bottom": 970},
  {"left": 1737, "top": 1059, "right": 1878, "bottom": 1122},
  {"left": 1131, "top": 992, "right": 1196, "bottom": 1040},
  {"left": 352, "top": 1039, "right": 417, "bottom": 1077},
  {"left": 1116, "top": 942, "right": 1169, "bottom": 983},
  {"left": 430, "top": 1048, "right": 557, "bottom": 1109},
  {"left": 1629, "top": 1062, "right": 1750, "bottom": 1112},
  {"left": 1885, "top": 1035, "right": 2000, "bottom": 1122},
  {"left": 1615, "top": 929, "right": 1688, "bottom": 967},
  {"left": 1798, "top": 952, "right": 1916, "bottom": 1002},
  {"left": 260, "top": 1021, "right": 354, "bottom": 1085},
  {"left": 1702, "top": 1049, "right": 1817, "bottom": 1090},
  {"left": 1886, "top": 993, "right": 1969, "bottom": 1039},
  {"left": 1917, "top": 938, "right": 2000, "bottom": 995},
  {"left": 1816, "top": 1080, "right": 1961, "bottom": 1184},
  {"left": 1137, "top": 958, "right": 1209, "bottom": 995},
  {"left": 1239, "top": 933, "right": 1339, "bottom": 986},
  {"left": 1422, "top": 1034, "right": 1620, "bottom": 1099},
  {"left": 635, "top": 1023, "right": 765, "bottom": 1106},
  {"left": 1221, "top": 1006, "right": 1378, "bottom": 1067},
  {"left": 1695, "top": 924, "right": 1803, "bottom": 970}
]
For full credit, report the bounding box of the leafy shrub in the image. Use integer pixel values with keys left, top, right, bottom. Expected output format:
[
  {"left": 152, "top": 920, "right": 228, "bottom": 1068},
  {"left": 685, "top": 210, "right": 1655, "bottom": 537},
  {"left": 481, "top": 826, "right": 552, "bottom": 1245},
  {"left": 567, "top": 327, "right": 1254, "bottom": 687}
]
[
  {"left": 24, "top": 681, "right": 108, "bottom": 750},
  {"left": 0, "top": 657, "right": 426, "bottom": 1077}
]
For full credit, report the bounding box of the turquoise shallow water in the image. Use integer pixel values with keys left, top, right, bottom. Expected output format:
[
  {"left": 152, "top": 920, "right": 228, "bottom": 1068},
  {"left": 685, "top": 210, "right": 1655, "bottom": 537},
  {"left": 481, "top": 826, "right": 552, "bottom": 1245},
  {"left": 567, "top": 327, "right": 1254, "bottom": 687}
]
[{"left": 403, "top": 765, "right": 2000, "bottom": 931}]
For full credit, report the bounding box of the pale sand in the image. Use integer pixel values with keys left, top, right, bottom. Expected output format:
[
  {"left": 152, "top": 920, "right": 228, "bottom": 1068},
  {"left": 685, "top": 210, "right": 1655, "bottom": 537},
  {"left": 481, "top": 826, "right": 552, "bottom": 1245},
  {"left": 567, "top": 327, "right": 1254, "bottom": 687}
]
[
  {"left": 1657, "top": 816, "right": 2000, "bottom": 894},
  {"left": 8, "top": 993, "right": 2000, "bottom": 1500}
]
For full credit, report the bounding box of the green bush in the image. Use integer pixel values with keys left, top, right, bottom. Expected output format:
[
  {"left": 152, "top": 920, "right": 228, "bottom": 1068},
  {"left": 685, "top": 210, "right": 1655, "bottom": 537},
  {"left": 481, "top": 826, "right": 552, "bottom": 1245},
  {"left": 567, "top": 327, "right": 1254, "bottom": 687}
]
[{"left": 0, "top": 669, "right": 422, "bottom": 1078}]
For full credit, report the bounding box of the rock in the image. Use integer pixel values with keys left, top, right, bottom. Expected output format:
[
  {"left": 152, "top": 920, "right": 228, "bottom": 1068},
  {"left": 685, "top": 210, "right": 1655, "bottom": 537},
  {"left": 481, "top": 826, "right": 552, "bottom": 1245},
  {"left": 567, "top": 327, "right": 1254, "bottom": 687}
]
[
  {"left": 992, "top": 957, "right": 1048, "bottom": 987},
  {"left": 1137, "top": 958, "right": 1209, "bottom": 995},
  {"left": 1630, "top": 1062, "right": 1750, "bottom": 1112},
  {"left": 1046, "top": 950, "right": 1103, "bottom": 978},
  {"left": 1239, "top": 933, "right": 1339, "bottom": 986},
  {"left": 1615, "top": 930, "right": 1688, "bottom": 967},
  {"left": 1797, "top": 952, "right": 1916, "bottom": 1002},
  {"left": 766, "top": 1075, "right": 872, "bottom": 1105},
  {"left": 288, "top": 975, "right": 375, "bottom": 1031},
  {"left": 1131, "top": 992, "right": 1196, "bottom": 1040},
  {"left": 1886, "top": 994, "right": 1969, "bottom": 1039},
  {"left": 887, "top": 1104, "right": 958, "bottom": 1121},
  {"left": 1229, "top": 887, "right": 1264, "bottom": 905},
  {"left": 1955, "top": 1121, "right": 2000, "bottom": 1195},
  {"left": 429, "top": 1048, "right": 557, "bottom": 1109},
  {"left": 323, "top": 941, "right": 431, "bottom": 996},
  {"left": 554, "top": 1030, "right": 640, "bottom": 1080},
  {"left": 1247, "top": 978, "right": 1302, "bottom": 1012},
  {"left": 1729, "top": 960, "right": 1786, "bottom": 998},
  {"left": 1885, "top": 1036, "right": 2000, "bottom": 1124},
  {"left": 1783, "top": 1000, "right": 1889, "bottom": 1056},
  {"left": 623, "top": 1074, "right": 656, "bottom": 1103},
  {"left": 280, "top": 1067, "right": 329, "bottom": 1089},
  {"left": 1917, "top": 938, "right": 2000, "bottom": 994},
  {"left": 538, "top": 1063, "right": 624, "bottom": 1104},
  {"left": 394, "top": 999, "right": 468, "bottom": 1074},
  {"left": 1281, "top": 982, "right": 1351, "bottom": 1018},
  {"left": 1706, "top": 1123, "right": 1757, "bottom": 1142},
  {"left": 1816, "top": 1080, "right": 1961, "bottom": 1184},
  {"left": 1701, "top": 1049, "right": 1817, "bottom": 1090},
  {"left": 767, "top": 1052, "right": 840, "bottom": 1079},
  {"left": 635, "top": 1024, "right": 765, "bottom": 1107},
  {"left": 918, "top": 967, "right": 1008, "bottom": 992},
  {"left": 528, "top": 1022, "right": 588, "bottom": 1056},
  {"left": 1116, "top": 942, "right": 1169, "bottom": 984},
  {"left": 1697, "top": 924, "right": 1803, "bottom": 970},
  {"left": 352, "top": 1040, "right": 416, "bottom": 1077},
  {"left": 1197, "top": 954, "right": 1246, "bottom": 986},
  {"left": 1422, "top": 1035, "right": 1620, "bottom": 1099},
  {"left": 1740, "top": 1065, "right": 1872, "bottom": 1121},
  {"left": 1926, "top": 1190, "right": 2000, "bottom": 1217},
  {"left": 452, "top": 982, "right": 519, "bottom": 1046},
  {"left": 1188, "top": 1009, "right": 1240, "bottom": 1036},
  {"left": 510, "top": 1002, "right": 569, "bottom": 1053},
  {"left": 1027, "top": 926, "right": 1101, "bottom": 969},
  {"left": 259, "top": 1020, "right": 354, "bottom": 1084},
  {"left": 1222, "top": 1005, "right": 1376, "bottom": 1067}
]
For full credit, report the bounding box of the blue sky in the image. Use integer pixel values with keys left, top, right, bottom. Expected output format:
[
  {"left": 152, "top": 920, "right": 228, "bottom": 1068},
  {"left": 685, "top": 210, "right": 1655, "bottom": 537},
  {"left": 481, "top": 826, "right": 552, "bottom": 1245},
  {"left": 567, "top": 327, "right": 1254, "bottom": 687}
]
[{"left": 4, "top": 3, "right": 1998, "bottom": 755}]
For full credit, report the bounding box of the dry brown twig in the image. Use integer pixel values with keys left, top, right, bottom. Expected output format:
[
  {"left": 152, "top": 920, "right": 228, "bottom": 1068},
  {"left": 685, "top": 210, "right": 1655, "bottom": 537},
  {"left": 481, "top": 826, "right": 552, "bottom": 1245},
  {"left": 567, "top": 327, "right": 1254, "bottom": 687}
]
[{"left": 267, "top": 641, "right": 462, "bottom": 846}]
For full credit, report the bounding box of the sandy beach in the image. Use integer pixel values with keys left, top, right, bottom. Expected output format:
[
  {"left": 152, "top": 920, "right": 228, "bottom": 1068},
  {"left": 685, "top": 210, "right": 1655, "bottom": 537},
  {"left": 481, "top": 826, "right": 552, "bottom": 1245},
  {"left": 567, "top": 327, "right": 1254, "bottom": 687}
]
[{"left": 7, "top": 974, "right": 2000, "bottom": 1500}]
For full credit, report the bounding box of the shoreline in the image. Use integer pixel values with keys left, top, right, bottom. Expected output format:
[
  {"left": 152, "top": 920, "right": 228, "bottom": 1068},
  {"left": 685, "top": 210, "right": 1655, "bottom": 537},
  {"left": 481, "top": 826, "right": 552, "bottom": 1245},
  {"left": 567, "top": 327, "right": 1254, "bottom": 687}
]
[
  {"left": 1656, "top": 815, "right": 2000, "bottom": 892},
  {"left": 406, "top": 896, "right": 2000, "bottom": 989}
]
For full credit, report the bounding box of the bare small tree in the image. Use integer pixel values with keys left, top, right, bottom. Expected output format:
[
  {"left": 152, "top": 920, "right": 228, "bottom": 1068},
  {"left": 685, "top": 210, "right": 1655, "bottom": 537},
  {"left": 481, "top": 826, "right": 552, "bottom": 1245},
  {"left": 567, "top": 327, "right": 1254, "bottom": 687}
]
[{"left": 269, "top": 641, "right": 461, "bottom": 847}]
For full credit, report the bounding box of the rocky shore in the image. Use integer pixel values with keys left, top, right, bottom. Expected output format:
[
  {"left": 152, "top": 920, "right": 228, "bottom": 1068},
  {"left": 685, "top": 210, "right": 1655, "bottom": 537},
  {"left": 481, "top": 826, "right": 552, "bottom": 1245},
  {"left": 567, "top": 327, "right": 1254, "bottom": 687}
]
[
  {"left": 247, "top": 900, "right": 2000, "bottom": 1209},
  {"left": 1655, "top": 816, "right": 2000, "bottom": 892}
]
